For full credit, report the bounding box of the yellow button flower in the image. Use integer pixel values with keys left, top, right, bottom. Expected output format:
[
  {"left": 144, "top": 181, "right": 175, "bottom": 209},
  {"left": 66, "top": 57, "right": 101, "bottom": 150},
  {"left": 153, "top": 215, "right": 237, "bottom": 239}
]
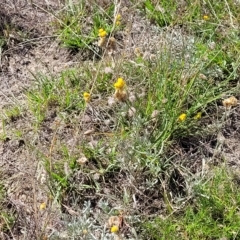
[
  {"left": 178, "top": 113, "right": 187, "bottom": 122},
  {"left": 115, "top": 14, "right": 121, "bottom": 25},
  {"left": 194, "top": 112, "right": 202, "bottom": 120},
  {"left": 116, "top": 14, "right": 121, "bottom": 21},
  {"left": 98, "top": 28, "right": 107, "bottom": 38},
  {"left": 39, "top": 202, "right": 46, "bottom": 210},
  {"left": 111, "top": 225, "right": 119, "bottom": 233},
  {"left": 114, "top": 78, "right": 125, "bottom": 90},
  {"left": 203, "top": 15, "right": 209, "bottom": 20},
  {"left": 83, "top": 92, "right": 91, "bottom": 102}
]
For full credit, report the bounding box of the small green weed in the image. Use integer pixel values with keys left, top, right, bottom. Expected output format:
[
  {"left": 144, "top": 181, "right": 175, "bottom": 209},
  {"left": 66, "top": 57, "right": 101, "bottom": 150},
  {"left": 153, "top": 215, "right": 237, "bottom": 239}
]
[
  {"left": 143, "top": 167, "right": 240, "bottom": 239},
  {"left": 54, "top": 0, "right": 115, "bottom": 50},
  {"left": 27, "top": 70, "right": 86, "bottom": 125},
  {"left": 0, "top": 106, "right": 23, "bottom": 140},
  {"left": 2, "top": 106, "right": 22, "bottom": 122},
  {"left": 0, "top": 183, "right": 15, "bottom": 234},
  {"left": 143, "top": 0, "right": 177, "bottom": 27}
]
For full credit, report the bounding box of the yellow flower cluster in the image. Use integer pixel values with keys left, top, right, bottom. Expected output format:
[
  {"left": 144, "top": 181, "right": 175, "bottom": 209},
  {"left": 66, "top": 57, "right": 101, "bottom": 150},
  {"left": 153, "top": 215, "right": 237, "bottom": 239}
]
[
  {"left": 178, "top": 112, "right": 203, "bottom": 122},
  {"left": 98, "top": 28, "right": 107, "bottom": 47},
  {"left": 115, "top": 14, "right": 121, "bottom": 26},
  {"left": 114, "top": 78, "right": 127, "bottom": 101},
  {"left": 98, "top": 28, "right": 107, "bottom": 38},
  {"left": 114, "top": 77, "right": 125, "bottom": 90},
  {"left": 83, "top": 78, "right": 128, "bottom": 103}
]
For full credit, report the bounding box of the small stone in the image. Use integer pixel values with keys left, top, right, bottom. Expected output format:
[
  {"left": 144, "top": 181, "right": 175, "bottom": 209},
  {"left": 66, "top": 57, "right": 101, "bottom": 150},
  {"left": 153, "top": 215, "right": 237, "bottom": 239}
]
[
  {"left": 129, "top": 92, "right": 136, "bottom": 103},
  {"left": 104, "top": 119, "right": 111, "bottom": 126},
  {"left": 93, "top": 173, "right": 100, "bottom": 180},
  {"left": 108, "top": 97, "right": 116, "bottom": 106},
  {"left": 217, "top": 132, "right": 225, "bottom": 144},
  {"left": 77, "top": 155, "right": 88, "bottom": 165},
  {"left": 88, "top": 140, "right": 98, "bottom": 148},
  {"left": 104, "top": 67, "right": 113, "bottom": 74},
  {"left": 199, "top": 73, "right": 207, "bottom": 80},
  {"left": 208, "top": 41, "right": 216, "bottom": 50},
  {"left": 82, "top": 115, "right": 91, "bottom": 123}
]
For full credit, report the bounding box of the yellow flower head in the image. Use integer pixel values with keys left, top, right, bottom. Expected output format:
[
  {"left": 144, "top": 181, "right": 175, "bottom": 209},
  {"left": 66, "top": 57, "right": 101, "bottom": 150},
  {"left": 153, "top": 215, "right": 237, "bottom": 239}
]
[
  {"left": 114, "top": 78, "right": 125, "bottom": 90},
  {"left": 115, "top": 14, "right": 121, "bottom": 25},
  {"left": 83, "top": 92, "right": 91, "bottom": 102},
  {"left": 194, "top": 112, "right": 202, "bottom": 120},
  {"left": 98, "top": 28, "right": 107, "bottom": 38},
  {"left": 116, "top": 14, "right": 121, "bottom": 21},
  {"left": 111, "top": 225, "right": 119, "bottom": 233},
  {"left": 178, "top": 113, "right": 187, "bottom": 122},
  {"left": 203, "top": 15, "right": 209, "bottom": 20},
  {"left": 39, "top": 202, "right": 46, "bottom": 210}
]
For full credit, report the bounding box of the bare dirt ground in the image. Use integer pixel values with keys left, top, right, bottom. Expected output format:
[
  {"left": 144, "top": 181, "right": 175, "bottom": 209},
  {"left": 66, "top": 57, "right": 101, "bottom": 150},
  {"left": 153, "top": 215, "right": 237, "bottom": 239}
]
[
  {"left": 0, "top": 0, "right": 72, "bottom": 108},
  {"left": 0, "top": 0, "right": 239, "bottom": 239},
  {"left": 0, "top": 1, "right": 74, "bottom": 238}
]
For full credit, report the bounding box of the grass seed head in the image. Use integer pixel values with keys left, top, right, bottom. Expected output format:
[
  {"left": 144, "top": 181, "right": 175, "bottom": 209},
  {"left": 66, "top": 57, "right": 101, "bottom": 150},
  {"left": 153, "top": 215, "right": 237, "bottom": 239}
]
[
  {"left": 108, "top": 37, "right": 117, "bottom": 51},
  {"left": 114, "top": 89, "right": 128, "bottom": 101},
  {"left": 98, "top": 36, "right": 107, "bottom": 47}
]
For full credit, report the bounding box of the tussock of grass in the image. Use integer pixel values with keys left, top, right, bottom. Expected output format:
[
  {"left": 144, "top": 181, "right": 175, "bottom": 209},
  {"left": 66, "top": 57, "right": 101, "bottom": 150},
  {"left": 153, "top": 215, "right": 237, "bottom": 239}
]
[
  {"left": 54, "top": 1, "right": 115, "bottom": 50},
  {"left": 0, "top": 184, "right": 15, "bottom": 234},
  {"left": 143, "top": 167, "right": 240, "bottom": 239}
]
